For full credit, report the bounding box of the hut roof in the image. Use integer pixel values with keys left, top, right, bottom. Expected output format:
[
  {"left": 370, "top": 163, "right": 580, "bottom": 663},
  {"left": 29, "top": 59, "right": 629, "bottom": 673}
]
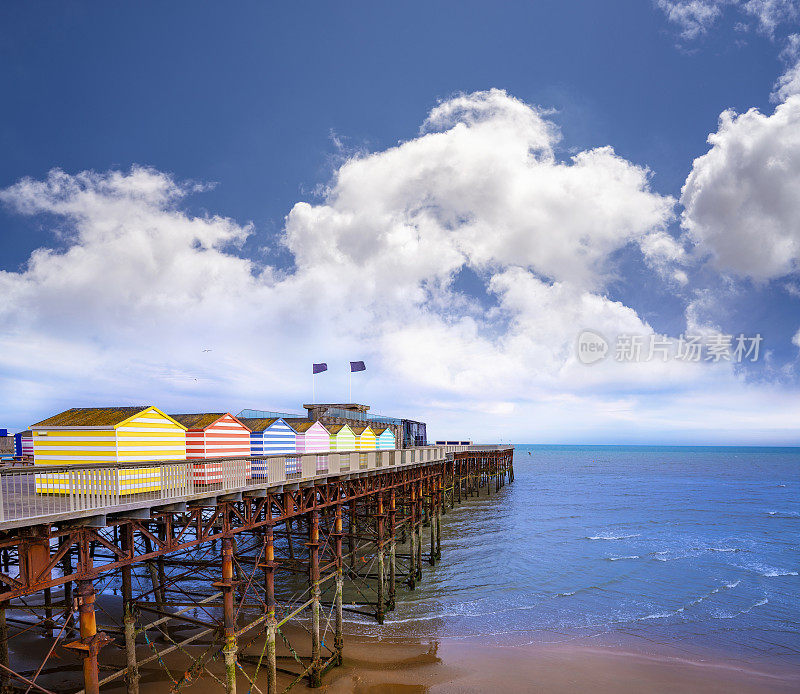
[
  {"left": 33, "top": 406, "right": 150, "bottom": 428},
  {"left": 238, "top": 417, "right": 279, "bottom": 432},
  {"left": 371, "top": 426, "right": 390, "bottom": 435},
  {"left": 17, "top": 430, "right": 32, "bottom": 437},
  {"left": 284, "top": 418, "right": 319, "bottom": 434},
  {"left": 351, "top": 425, "right": 373, "bottom": 435},
  {"left": 170, "top": 413, "right": 233, "bottom": 430}
]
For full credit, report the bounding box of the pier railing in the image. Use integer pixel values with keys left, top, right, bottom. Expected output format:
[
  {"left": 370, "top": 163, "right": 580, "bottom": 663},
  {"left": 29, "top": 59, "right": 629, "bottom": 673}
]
[{"left": 0, "top": 444, "right": 469, "bottom": 527}]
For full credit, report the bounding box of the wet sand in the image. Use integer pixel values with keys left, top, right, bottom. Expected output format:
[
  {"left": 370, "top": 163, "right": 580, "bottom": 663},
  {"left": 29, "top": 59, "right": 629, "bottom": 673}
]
[{"left": 305, "top": 635, "right": 800, "bottom": 694}]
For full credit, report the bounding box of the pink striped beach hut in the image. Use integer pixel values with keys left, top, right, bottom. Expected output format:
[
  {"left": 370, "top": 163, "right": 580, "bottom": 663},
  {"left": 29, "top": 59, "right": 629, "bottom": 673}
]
[
  {"left": 285, "top": 419, "right": 330, "bottom": 476},
  {"left": 286, "top": 420, "right": 330, "bottom": 453}
]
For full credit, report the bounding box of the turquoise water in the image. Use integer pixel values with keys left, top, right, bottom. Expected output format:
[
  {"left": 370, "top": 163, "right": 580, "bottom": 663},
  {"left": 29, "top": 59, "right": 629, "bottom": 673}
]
[{"left": 370, "top": 445, "right": 800, "bottom": 668}]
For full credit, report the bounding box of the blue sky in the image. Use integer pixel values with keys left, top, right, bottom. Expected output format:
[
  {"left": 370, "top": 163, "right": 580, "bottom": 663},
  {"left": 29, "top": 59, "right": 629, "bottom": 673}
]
[{"left": 1, "top": 2, "right": 799, "bottom": 443}]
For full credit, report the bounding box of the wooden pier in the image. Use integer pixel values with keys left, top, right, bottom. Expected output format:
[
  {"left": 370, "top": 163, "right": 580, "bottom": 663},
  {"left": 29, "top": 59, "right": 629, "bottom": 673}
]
[{"left": 0, "top": 445, "right": 513, "bottom": 694}]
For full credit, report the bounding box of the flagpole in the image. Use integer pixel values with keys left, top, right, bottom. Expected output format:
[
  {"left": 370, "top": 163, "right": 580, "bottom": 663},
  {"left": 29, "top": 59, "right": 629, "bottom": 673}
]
[
  {"left": 313, "top": 373, "right": 316, "bottom": 403},
  {"left": 349, "top": 368, "right": 351, "bottom": 402}
]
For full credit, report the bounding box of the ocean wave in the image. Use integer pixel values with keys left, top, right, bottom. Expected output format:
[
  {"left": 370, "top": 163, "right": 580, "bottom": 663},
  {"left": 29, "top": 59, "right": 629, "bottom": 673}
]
[
  {"left": 763, "top": 569, "right": 798, "bottom": 577},
  {"left": 607, "top": 555, "right": 639, "bottom": 561},
  {"left": 631, "top": 578, "right": 743, "bottom": 623},
  {"left": 766, "top": 510, "right": 800, "bottom": 518},
  {"left": 586, "top": 533, "right": 640, "bottom": 540},
  {"left": 717, "top": 597, "right": 768, "bottom": 619}
]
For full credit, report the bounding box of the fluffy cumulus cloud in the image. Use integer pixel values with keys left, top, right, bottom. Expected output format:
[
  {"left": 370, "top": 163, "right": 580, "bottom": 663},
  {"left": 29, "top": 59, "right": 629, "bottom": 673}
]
[
  {"left": 2, "top": 89, "right": 796, "bottom": 441},
  {"left": 286, "top": 89, "right": 675, "bottom": 292},
  {"left": 680, "top": 95, "right": 800, "bottom": 279}
]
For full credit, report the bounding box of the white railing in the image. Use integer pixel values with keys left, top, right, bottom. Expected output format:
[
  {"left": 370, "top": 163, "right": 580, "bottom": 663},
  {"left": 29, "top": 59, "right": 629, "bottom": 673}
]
[{"left": 0, "top": 445, "right": 470, "bottom": 526}]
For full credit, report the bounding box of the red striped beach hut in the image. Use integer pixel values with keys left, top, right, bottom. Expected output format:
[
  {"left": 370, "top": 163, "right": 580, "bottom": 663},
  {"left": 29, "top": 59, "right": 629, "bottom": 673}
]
[{"left": 170, "top": 413, "right": 252, "bottom": 484}]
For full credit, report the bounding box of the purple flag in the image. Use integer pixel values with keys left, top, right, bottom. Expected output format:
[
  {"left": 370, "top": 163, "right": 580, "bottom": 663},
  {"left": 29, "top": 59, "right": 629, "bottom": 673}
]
[
  {"left": 350, "top": 360, "right": 366, "bottom": 372},
  {"left": 313, "top": 363, "right": 327, "bottom": 374}
]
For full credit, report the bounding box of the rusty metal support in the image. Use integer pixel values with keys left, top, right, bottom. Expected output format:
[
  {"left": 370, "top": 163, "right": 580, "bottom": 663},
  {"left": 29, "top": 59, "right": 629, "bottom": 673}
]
[
  {"left": 376, "top": 493, "right": 385, "bottom": 624},
  {"left": 261, "top": 525, "right": 277, "bottom": 694},
  {"left": 43, "top": 586, "right": 53, "bottom": 637},
  {"left": 415, "top": 481, "right": 423, "bottom": 582},
  {"left": 308, "top": 508, "right": 321, "bottom": 687},
  {"left": 62, "top": 546, "right": 74, "bottom": 636},
  {"left": 348, "top": 500, "right": 357, "bottom": 568},
  {"left": 388, "top": 488, "right": 396, "bottom": 610},
  {"left": 121, "top": 524, "right": 139, "bottom": 694},
  {"left": 334, "top": 503, "right": 344, "bottom": 665},
  {"left": 0, "top": 601, "right": 9, "bottom": 694},
  {"left": 436, "top": 476, "right": 442, "bottom": 561},
  {"left": 429, "top": 481, "right": 436, "bottom": 566},
  {"left": 221, "top": 535, "right": 238, "bottom": 694},
  {"left": 408, "top": 485, "right": 416, "bottom": 590},
  {"left": 77, "top": 580, "right": 100, "bottom": 694}
]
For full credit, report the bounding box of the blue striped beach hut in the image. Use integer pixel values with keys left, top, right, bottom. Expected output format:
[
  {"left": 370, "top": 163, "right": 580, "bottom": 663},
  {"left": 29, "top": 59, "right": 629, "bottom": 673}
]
[
  {"left": 14, "top": 430, "right": 33, "bottom": 458},
  {"left": 239, "top": 417, "right": 296, "bottom": 477},
  {"left": 372, "top": 426, "right": 396, "bottom": 450}
]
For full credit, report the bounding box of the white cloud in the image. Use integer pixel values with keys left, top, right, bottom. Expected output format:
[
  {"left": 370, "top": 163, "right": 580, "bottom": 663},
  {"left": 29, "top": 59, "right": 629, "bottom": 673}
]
[
  {"left": 0, "top": 90, "right": 793, "bottom": 442},
  {"left": 680, "top": 96, "right": 800, "bottom": 279},
  {"left": 742, "top": 0, "right": 799, "bottom": 35},
  {"left": 772, "top": 59, "right": 800, "bottom": 101},
  {"left": 656, "top": 0, "right": 799, "bottom": 39},
  {"left": 793, "top": 327, "right": 800, "bottom": 348},
  {"left": 656, "top": 1, "right": 729, "bottom": 39}
]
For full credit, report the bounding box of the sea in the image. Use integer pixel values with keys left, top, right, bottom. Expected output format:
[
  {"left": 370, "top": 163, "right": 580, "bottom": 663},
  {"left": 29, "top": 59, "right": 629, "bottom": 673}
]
[{"left": 355, "top": 445, "right": 800, "bottom": 670}]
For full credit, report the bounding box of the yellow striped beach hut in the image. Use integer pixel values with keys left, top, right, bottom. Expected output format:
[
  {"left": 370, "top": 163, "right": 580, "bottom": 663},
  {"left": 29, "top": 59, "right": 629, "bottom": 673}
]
[
  {"left": 31, "top": 406, "right": 187, "bottom": 495},
  {"left": 352, "top": 425, "right": 376, "bottom": 451}
]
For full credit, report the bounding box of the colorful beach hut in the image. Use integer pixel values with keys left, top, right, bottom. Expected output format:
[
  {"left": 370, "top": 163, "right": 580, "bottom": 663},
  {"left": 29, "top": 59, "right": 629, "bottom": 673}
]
[
  {"left": 286, "top": 420, "right": 330, "bottom": 453},
  {"left": 239, "top": 417, "right": 296, "bottom": 478},
  {"left": 30, "top": 406, "right": 187, "bottom": 494},
  {"left": 14, "top": 430, "right": 33, "bottom": 458},
  {"left": 325, "top": 423, "right": 356, "bottom": 451},
  {"left": 170, "top": 413, "right": 252, "bottom": 484},
  {"left": 372, "top": 426, "right": 396, "bottom": 450},
  {"left": 285, "top": 419, "right": 330, "bottom": 477},
  {"left": 352, "top": 425, "right": 376, "bottom": 451}
]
